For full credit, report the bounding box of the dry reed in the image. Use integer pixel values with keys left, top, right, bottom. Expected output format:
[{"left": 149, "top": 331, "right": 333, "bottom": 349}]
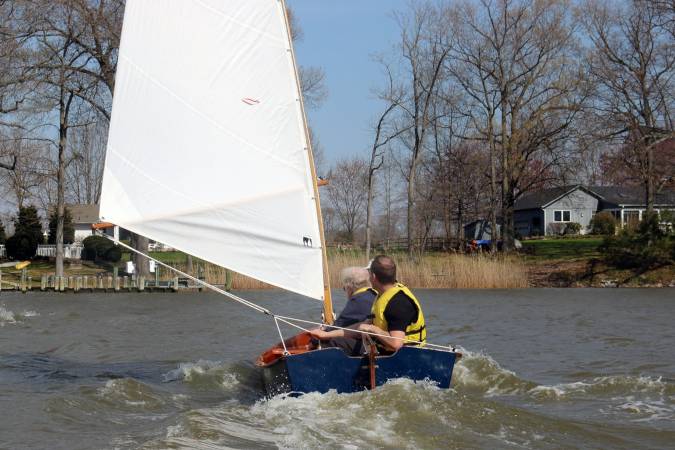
[{"left": 168, "top": 251, "right": 528, "bottom": 290}]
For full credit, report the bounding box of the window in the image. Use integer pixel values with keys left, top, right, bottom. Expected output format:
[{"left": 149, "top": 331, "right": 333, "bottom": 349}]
[{"left": 554, "top": 210, "right": 571, "bottom": 222}]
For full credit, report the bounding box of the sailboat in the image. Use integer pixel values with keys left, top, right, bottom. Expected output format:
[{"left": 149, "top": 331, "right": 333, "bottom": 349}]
[{"left": 98, "top": 0, "right": 460, "bottom": 396}]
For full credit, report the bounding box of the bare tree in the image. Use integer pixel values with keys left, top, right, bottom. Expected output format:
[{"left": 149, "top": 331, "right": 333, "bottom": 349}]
[
  {"left": 365, "top": 63, "right": 409, "bottom": 259},
  {"left": 446, "top": 0, "right": 585, "bottom": 250},
  {"left": 393, "top": 3, "right": 450, "bottom": 256},
  {"left": 325, "top": 157, "right": 369, "bottom": 243},
  {"left": 581, "top": 0, "right": 675, "bottom": 215}
]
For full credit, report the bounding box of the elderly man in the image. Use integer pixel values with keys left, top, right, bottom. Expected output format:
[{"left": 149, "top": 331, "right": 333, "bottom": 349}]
[
  {"left": 333, "top": 266, "right": 377, "bottom": 328},
  {"left": 311, "top": 255, "right": 426, "bottom": 353},
  {"left": 313, "top": 266, "right": 377, "bottom": 355}
]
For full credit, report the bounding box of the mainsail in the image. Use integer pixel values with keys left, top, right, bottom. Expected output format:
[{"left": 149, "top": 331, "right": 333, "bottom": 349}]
[{"left": 100, "top": 0, "right": 325, "bottom": 300}]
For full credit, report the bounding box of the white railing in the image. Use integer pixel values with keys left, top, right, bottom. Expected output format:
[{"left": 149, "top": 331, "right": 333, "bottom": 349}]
[
  {"left": 0, "top": 244, "right": 5, "bottom": 259},
  {"left": 36, "top": 244, "right": 84, "bottom": 259}
]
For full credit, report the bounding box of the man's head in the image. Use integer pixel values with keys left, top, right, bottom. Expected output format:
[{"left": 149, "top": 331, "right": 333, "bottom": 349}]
[
  {"left": 340, "top": 266, "right": 371, "bottom": 297},
  {"left": 367, "top": 255, "right": 396, "bottom": 290}
]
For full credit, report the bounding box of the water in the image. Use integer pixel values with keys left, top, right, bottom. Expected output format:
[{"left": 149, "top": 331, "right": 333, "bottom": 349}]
[{"left": 0, "top": 288, "right": 673, "bottom": 449}]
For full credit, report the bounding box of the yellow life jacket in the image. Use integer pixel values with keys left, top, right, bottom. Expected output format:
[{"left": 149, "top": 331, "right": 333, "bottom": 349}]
[{"left": 371, "top": 283, "right": 426, "bottom": 346}]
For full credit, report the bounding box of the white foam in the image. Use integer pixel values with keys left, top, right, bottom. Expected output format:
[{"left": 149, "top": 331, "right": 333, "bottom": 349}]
[
  {"left": 162, "top": 359, "right": 223, "bottom": 382},
  {"left": 528, "top": 375, "right": 669, "bottom": 401},
  {"left": 250, "top": 389, "right": 401, "bottom": 448},
  {"left": 0, "top": 305, "right": 16, "bottom": 325},
  {"left": 0, "top": 305, "right": 39, "bottom": 326}
]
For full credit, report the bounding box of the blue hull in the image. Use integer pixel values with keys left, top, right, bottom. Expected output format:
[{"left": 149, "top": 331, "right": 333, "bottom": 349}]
[{"left": 260, "top": 346, "right": 459, "bottom": 396}]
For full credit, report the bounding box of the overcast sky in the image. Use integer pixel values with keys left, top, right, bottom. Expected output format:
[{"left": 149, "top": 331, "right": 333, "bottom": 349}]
[{"left": 287, "top": 0, "right": 409, "bottom": 168}]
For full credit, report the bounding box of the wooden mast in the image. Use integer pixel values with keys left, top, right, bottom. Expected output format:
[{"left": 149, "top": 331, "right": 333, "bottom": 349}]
[{"left": 280, "top": 0, "right": 334, "bottom": 324}]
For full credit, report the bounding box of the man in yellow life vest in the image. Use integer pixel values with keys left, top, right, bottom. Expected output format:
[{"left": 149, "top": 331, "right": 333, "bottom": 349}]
[{"left": 310, "top": 255, "right": 426, "bottom": 352}]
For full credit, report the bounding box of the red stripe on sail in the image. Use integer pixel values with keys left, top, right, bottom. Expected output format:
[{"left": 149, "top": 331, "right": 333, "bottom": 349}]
[{"left": 242, "top": 98, "right": 260, "bottom": 105}]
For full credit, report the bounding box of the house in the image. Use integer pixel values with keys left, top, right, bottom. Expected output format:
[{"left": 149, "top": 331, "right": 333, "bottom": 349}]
[
  {"left": 67, "top": 204, "right": 119, "bottom": 242},
  {"left": 590, "top": 186, "right": 675, "bottom": 229},
  {"left": 513, "top": 185, "right": 675, "bottom": 237}
]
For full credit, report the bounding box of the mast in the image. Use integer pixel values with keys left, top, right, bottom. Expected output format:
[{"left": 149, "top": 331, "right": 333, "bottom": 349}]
[{"left": 280, "top": 0, "right": 334, "bottom": 324}]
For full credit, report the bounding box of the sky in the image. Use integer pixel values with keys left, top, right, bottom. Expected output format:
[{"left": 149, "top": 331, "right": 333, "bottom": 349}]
[{"left": 287, "top": 0, "right": 409, "bottom": 168}]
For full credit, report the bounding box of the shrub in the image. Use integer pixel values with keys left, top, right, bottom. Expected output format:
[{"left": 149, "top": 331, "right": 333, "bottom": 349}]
[
  {"left": 48, "top": 207, "right": 75, "bottom": 244},
  {"left": 104, "top": 245, "right": 122, "bottom": 262},
  {"left": 547, "top": 223, "right": 566, "bottom": 236},
  {"left": 565, "top": 222, "right": 582, "bottom": 235},
  {"left": 590, "top": 212, "right": 616, "bottom": 235},
  {"left": 82, "top": 235, "right": 121, "bottom": 262},
  {"left": 600, "top": 213, "right": 673, "bottom": 269},
  {"left": 5, "top": 231, "right": 39, "bottom": 260},
  {"left": 6, "top": 206, "right": 43, "bottom": 259}
]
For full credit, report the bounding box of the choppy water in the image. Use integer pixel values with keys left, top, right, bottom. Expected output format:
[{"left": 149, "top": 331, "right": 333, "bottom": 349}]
[{"left": 0, "top": 288, "right": 673, "bottom": 449}]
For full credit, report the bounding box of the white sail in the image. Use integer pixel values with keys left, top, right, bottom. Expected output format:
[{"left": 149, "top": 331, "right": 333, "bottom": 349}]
[{"left": 99, "top": 0, "right": 324, "bottom": 300}]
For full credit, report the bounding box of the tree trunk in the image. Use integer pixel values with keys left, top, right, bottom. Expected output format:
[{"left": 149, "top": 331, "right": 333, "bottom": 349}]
[
  {"left": 55, "top": 87, "right": 73, "bottom": 278},
  {"left": 365, "top": 169, "right": 375, "bottom": 261},
  {"left": 132, "top": 233, "right": 150, "bottom": 277},
  {"left": 186, "top": 254, "right": 194, "bottom": 276},
  {"left": 488, "top": 115, "right": 498, "bottom": 254},
  {"left": 407, "top": 162, "right": 417, "bottom": 257}
]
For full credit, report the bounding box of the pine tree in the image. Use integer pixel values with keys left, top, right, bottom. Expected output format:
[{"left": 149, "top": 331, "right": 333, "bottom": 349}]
[
  {"left": 6, "top": 206, "right": 44, "bottom": 260},
  {"left": 48, "top": 207, "right": 75, "bottom": 244}
]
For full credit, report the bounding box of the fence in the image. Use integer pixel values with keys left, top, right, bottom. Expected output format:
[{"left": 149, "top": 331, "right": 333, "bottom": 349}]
[
  {"left": 0, "top": 245, "right": 5, "bottom": 259},
  {"left": 329, "top": 237, "right": 463, "bottom": 253},
  {"left": 35, "top": 244, "right": 84, "bottom": 260}
]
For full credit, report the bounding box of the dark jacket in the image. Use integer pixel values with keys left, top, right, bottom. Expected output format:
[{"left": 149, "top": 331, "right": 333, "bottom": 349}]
[{"left": 333, "top": 287, "right": 377, "bottom": 328}]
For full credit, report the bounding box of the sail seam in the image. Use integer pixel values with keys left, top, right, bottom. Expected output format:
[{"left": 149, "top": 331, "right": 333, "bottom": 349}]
[{"left": 117, "top": 53, "right": 304, "bottom": 174}]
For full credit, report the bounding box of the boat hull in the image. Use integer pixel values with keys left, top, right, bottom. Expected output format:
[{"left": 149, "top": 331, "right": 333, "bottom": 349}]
[{"left": 259, "top": 346, "right": 460, "bottom": 396}]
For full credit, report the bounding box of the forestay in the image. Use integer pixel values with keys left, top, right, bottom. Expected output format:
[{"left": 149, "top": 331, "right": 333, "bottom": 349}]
[{"left": 100, "top": 0, "right": 324, "bottom": 300}]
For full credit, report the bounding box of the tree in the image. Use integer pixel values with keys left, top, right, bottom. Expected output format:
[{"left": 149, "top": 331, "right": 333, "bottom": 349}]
[
  {"left": 5, "top": 205, "right": 43, "bottom": 260},
  {"left": 48, "top": 206, "right": 73, "bottom": 244},
  {"left": 449, "top": 0, "right": 585, "bottom": 251},
  {"left": 325, "top": 157, "right": 369, "bottom": 243},
  {"left": 0, "top": 220, "right": 6, "bottom": 244},
  {"left": 365, "top": 63, "right": 408, "bottom": 259},
  {"left": 393, "top": 3, "right": 450, "bottom": 256},
  {"left": 581, "top": 0, "right": 675, "bottom": 215}
]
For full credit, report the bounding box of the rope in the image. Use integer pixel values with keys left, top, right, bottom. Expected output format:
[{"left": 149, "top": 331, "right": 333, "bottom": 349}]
[
  {"left": 98, "top": 233, "right": 457, "bottom": 353},
  {"left": 273, "top": 315, "right": 456, "bottom": 352},
  {"left": 100, "top": 234, "right": 270, "bottom": 315}
]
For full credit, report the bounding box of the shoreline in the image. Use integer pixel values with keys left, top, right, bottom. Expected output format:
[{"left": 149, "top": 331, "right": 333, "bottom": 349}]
[{"left": 1, "top": 249, "right": 672, "bottom": 291}]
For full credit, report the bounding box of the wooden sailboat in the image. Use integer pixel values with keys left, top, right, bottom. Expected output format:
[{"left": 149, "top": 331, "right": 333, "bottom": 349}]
[{"left": 98, "top": 0, "right": 460, "bottom": 396}]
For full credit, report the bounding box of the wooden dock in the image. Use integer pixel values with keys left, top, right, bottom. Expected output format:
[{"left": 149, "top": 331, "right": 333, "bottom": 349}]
[{"left": 0, "top": 272, "right": 185, "bottom": 293}]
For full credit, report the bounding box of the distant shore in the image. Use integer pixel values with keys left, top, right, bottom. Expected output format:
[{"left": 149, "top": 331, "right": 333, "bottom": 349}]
[{"left": 1, "top": 241, "right": 673, "bottom": 291}]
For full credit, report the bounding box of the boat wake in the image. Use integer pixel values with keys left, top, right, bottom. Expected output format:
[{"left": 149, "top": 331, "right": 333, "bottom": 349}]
[{"left": 141, "top": 351, "right": 675, "bottom": 449}]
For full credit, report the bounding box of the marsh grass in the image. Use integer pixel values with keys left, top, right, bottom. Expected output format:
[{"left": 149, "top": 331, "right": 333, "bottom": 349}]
[{"left": 169, "top": 251, "right": 528, "bottom": 290}]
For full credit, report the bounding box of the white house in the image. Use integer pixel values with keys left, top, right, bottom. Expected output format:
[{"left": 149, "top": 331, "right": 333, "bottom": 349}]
[{"left": 68, "top": 204, "right": 119, "bottom": 242}]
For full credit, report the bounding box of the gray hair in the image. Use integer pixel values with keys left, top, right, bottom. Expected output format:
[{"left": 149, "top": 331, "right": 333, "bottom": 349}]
[{"left": 340, "top": 266, "right": 371, "bottom": 290}]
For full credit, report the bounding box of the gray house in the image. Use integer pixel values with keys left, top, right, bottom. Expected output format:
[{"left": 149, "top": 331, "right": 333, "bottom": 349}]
[
  {"left": 514, "top": 185, "right": 675, "bottom": 237},
  {"left": 514, "top": 185, "right": 599, "bottom": 237}
]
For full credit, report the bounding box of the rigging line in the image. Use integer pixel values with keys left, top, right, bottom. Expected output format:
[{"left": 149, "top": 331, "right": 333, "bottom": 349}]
[
  {"left": 98, "top": 233, "right": 270, "bottom": 315},
  {"left": 98, "top": 233, "right": 457, "bottom": 353},
  {"left": 274, "top": 315, "right": 456, "bottom": 352}
]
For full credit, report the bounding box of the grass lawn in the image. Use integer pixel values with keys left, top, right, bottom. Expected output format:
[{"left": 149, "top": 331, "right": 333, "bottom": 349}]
[
  {"left": 521, "top": 237, "right": 604, "bottom": 261},
  {"left": 120, "top": 251, "right": 188, "bottom": 264}
]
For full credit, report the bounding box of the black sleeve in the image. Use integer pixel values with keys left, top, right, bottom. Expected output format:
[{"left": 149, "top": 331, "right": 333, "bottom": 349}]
[{"left": 383, "top": 291, "right": 418, "bottom": 332}]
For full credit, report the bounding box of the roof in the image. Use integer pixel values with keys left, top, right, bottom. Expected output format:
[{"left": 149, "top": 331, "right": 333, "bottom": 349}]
[
  {"left": 67, "top": 204, "right": 100, "bottom": 224},
  {"left": 514, "top": 185, "right": 595, "bottom": 210},
  {"left": 589, "top": 186, "right": 675, "bottom": 207},
  {"left": 515, "top": 185, "right": 675, "bottom": 210}
]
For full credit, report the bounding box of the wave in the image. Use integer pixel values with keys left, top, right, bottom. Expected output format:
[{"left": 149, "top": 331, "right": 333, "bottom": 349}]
[
  {"left": 138, "top": 349, "right": 675, "bottom": 449},
  {"left": 0, "top": 304, "right": 39, "bottom": 326}
]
